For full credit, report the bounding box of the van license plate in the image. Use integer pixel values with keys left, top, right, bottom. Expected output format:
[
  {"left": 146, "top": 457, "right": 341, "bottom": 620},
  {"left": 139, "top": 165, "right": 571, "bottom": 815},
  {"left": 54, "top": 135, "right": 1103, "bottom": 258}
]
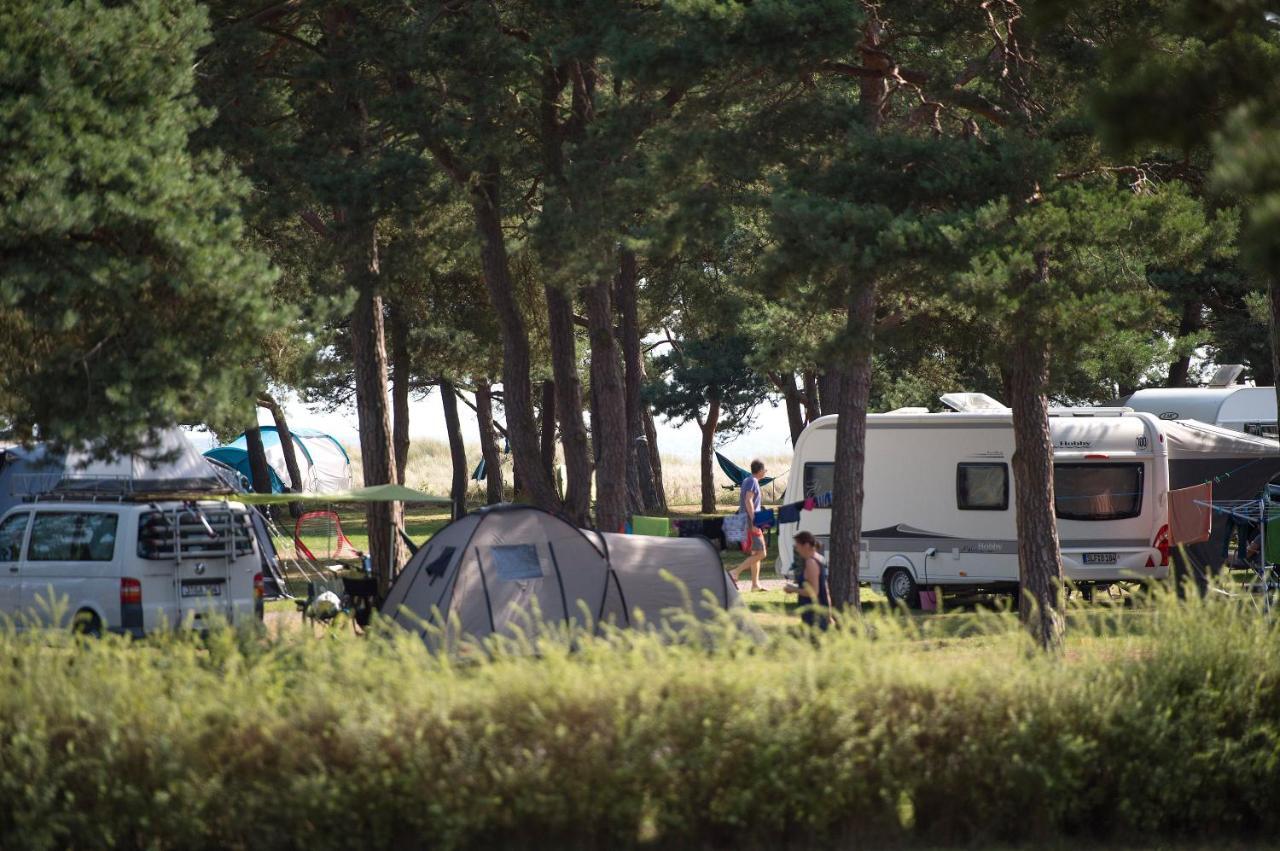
[
  {"left": 181, "top": 581, "right": 223, "bottom": 598},
  {"left": 1083, "top": 553, "right": 1117, "bottom": 565}
]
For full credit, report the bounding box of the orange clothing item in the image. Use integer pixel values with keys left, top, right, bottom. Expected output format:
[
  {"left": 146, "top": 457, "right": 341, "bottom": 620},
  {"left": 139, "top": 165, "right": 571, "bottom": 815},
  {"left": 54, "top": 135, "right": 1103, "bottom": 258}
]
[{"left": 1169, "top": 482, "right": 1213, "bottom": 546}]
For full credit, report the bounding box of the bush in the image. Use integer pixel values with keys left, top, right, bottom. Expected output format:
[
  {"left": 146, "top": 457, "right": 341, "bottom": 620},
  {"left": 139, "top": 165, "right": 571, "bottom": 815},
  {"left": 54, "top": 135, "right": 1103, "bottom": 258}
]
[{"left": 0, "top": 595, "right": 1278, "bottom": 849}]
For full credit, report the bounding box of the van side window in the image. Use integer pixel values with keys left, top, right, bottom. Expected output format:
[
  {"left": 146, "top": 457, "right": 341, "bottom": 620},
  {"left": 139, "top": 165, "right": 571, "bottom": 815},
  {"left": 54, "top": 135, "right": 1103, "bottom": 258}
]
[
  {"left": 1054, "top": 464, "right": 1144, "bottom": 521},
  {"left": 803, "top": 463, "right": 834, "bottom": 498},
  {"left": 28, "top": 512, "right": 118, "bottom": 562},
  {"left": 0, "top": 513, "right": 29, "bottom": 561},
  {"left": 957, "top": 463, "right": 1009, "bottom": 510}
]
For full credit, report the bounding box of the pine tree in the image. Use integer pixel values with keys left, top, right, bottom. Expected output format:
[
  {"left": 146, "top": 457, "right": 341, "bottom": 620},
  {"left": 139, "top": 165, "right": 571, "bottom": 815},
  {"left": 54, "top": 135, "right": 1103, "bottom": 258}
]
[{"left": 0, "top": 0, "right": 277, "bottom": 454}]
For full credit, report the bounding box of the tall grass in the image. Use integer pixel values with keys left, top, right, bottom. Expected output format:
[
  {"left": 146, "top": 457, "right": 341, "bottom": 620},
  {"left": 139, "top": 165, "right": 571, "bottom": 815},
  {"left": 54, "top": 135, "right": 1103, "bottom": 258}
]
[
  {"left": 364, "top": 439, "right": 793, "bottom": 509},
  {"left": 2, "top": 590, "right": 1279, "bottom": 849}
]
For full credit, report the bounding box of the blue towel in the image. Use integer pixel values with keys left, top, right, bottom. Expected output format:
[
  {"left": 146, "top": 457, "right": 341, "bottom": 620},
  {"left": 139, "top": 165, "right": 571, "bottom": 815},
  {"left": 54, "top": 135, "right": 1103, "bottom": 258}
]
[
  {"left": 814, "top": 491, "right": 833, "bottom": 509},
  {"left": 777, "top": 502, "right": 802, "bottom": 524}
]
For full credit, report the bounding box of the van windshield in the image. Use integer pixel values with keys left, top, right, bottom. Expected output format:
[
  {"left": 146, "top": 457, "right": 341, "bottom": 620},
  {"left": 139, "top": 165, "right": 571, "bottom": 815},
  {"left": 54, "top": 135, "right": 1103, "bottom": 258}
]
[{"left": 1054, "top": 463, "right": 1144, "bottom": 521}]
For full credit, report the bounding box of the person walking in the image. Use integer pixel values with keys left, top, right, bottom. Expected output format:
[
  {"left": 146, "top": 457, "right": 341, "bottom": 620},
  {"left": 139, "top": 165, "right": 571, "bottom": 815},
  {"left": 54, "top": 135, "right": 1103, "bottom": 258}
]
[
  {"left": 784, "top": 530, "right": 832, "bottom": 630},
  {"left": 730, "top": 459, "right": 767, "bottom": 592}
]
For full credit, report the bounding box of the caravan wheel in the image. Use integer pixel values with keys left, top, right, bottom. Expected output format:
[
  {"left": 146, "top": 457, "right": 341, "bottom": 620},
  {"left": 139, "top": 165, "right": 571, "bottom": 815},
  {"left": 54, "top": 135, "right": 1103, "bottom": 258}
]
[{"left": 884, "top": 568, "right": 920, "bottom": 610}]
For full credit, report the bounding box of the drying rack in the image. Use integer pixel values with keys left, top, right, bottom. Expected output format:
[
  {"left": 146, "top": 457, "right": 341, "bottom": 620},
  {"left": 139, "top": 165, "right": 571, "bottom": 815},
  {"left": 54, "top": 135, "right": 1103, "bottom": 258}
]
[{"left": 1197, "top": 495, "right": 1280, "bottom": 613}]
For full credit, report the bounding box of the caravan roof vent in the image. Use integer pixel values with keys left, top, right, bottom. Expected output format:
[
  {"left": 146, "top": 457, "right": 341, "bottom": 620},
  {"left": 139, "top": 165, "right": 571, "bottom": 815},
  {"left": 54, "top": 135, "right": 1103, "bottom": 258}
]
[
  {"left": 939, "top": 392, "right": 1008, "bottom": 413},
  {"left": 1207, "top": 364, "right": 1246, "bottom": 388}
]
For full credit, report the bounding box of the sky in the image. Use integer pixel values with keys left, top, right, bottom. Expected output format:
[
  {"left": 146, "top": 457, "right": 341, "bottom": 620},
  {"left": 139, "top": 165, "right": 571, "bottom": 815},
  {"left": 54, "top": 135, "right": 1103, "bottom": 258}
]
[{"left": 189, "top": 387, "right": 798, "bottom": 464}]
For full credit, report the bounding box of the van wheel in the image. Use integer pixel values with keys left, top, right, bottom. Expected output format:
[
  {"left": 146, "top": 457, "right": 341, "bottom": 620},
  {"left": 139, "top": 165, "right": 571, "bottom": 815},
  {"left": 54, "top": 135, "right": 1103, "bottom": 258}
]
[
  {"left": 72, "top": 610, "right": 102, "bottom": 637},
  {"left": 884, "top": 568, "right": 920, "bottom": 609}
]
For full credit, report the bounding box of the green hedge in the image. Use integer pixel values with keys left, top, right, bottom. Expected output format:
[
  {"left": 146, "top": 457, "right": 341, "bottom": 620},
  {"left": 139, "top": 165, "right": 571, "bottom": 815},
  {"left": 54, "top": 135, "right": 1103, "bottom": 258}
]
[{"left": 1, "top": 597, "right": 1278, "bottom": 849}]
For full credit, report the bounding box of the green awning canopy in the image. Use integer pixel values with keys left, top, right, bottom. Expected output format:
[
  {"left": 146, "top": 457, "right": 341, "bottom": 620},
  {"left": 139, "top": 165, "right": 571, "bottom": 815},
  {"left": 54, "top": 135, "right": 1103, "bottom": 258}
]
[{"left": 192, "top": 484, "right": 451, "bottom": 506}]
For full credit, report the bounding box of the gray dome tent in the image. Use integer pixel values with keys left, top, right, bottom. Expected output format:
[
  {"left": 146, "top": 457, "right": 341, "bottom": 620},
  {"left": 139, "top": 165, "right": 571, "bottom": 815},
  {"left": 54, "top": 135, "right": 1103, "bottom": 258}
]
[
  {"left": 382, "top": 505, "right": 747, "bottom": 642},
  {"left": 589, "top": 531, "right": 739, "bottom": 626},
  {"left": 381, "top": 505, "right": 617, "bottom": 640}
]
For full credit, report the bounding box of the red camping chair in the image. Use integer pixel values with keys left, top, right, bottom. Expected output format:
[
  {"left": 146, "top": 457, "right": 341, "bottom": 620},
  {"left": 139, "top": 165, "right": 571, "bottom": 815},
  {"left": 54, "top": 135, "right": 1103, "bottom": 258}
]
[{"left": 293, "top": 510, "right": 360, "bottom": 561}]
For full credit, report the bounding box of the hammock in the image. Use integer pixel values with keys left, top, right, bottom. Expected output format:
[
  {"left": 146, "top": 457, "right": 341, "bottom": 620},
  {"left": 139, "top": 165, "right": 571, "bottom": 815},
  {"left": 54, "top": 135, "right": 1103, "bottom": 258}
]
[{"left": 714, "top": 451, "right": 778, "bottom": 490}]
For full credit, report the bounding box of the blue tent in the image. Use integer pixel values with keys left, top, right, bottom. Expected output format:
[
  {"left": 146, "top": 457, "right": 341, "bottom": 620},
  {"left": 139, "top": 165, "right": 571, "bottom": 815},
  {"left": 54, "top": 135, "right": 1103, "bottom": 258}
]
[
  {"left": 204, "top": 445, "right": 287, "bottom": 492},
  {"left": 203, "top": 426, "right": 353, "bottom": 494}
]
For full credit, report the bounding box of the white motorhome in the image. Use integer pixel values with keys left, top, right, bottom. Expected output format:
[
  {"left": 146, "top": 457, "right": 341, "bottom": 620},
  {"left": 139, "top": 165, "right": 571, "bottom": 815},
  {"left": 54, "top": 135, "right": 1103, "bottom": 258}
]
[
  {"left": 0, "top": 498, "right": 263, "bottom": 635},
  {"left": 1124, "top": 386, "right": 1277, "bottom": 438},
  {"left": 777, "top": 397, "right": 1280, "bottom": 605}
]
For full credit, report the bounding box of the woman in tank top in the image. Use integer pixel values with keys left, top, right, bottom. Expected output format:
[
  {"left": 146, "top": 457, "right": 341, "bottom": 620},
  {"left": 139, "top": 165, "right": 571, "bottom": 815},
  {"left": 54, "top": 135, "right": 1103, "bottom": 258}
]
[{"left": 785, "top": 530, "right": 831, "bottom": 630}]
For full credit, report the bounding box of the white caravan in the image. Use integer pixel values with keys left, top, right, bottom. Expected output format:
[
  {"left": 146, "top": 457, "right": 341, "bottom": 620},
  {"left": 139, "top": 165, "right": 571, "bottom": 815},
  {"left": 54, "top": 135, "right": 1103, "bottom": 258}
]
[
  {"left": 777, "top": 400, "right": 1280, "bottom": 605},
  {"left": 1124, "top": 386, "right": 1277, "bottom": 438}
]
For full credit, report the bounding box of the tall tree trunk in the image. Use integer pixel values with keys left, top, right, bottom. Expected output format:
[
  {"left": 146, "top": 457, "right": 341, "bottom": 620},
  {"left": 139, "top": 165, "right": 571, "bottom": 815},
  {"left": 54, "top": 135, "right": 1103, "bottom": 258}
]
[
  {"left": 470, "top": 165, "right": 560, "bottom": 511},
  {"left": 257, "top": 392, "right": 304, "bottom": 493},
  {"left": 644, "top": 407, "right": 668, "bottom": 512},
  {"left": 616, "top": 248, "right": 657, "bottom": 514},
  {"left": 475, "top": 381, "right": 504, "bottom": 505},
  {"left": 1005, "top": 251, "right": 1065, "bottom": 652},
  {"left": 1166, "top": 299, "right": 1203, "bottom": 388},
  {"left": 540, "top": 379, "right": 557, "bottom": 488},
  {"left": 779, "top": 373, "right": 805, "bottom": 445},
  {"left": 585, "top": 270, "right": 628, "bottom": 532},
  {"left": 698, "top": 399, "right": 721, "bottom": 514},
  {"left": 544, "top": 284, "right": 593, "bottom": 525},
  {"left": 350, "top": 282, "right": 405, "bottom": 593},
  {"left": 827, "top": 285, "right": 876, "bottom": 612},
  {"left": 816, "top": 371, "right": 838, "bottom": 419},
  {"left": 802, "top": 369, "right": 821, "bottom": 421},
  {"left": 390, "top": 310, "right": 411, "bottom": 484},
  {"left": 319, "top": 4, "right": 403, "bottom": 590},
  {"left": 244, "top": 426, "right": 274, "bottom": 495},
  {"left": 440, "top": 378, "right": 468, "bottom": 520}
]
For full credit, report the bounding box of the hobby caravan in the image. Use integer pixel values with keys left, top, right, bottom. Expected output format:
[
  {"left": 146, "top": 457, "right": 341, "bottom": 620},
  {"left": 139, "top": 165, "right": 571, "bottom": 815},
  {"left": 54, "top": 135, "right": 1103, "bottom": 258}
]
[{"left": 777, "top": 400, "right": 1280, "bottom": 605}]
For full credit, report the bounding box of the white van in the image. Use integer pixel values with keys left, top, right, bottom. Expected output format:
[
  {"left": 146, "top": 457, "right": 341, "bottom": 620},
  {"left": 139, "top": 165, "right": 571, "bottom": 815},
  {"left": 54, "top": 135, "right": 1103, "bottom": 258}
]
[
  {"left": 777, "top": 400, "right": 1280, "bottom": 605},
  {"left": 0, "top": 498, "right": 263, "bottom": 635}
]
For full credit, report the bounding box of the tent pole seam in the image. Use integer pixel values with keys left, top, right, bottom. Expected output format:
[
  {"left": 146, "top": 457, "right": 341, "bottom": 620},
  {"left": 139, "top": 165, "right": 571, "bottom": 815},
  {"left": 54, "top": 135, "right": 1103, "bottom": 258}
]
[
  {"left": 475, "top": 546, "right": 496, "bottom": 633},
  {"left": 547, "top": 542, "right": 571, "bottom": 628}
]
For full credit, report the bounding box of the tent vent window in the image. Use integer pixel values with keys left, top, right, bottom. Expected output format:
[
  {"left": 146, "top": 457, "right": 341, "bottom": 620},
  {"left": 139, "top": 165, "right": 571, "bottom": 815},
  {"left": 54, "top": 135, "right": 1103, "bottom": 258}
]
[{"left": 492, "top": 544, "right": 543, "bottom": 581}]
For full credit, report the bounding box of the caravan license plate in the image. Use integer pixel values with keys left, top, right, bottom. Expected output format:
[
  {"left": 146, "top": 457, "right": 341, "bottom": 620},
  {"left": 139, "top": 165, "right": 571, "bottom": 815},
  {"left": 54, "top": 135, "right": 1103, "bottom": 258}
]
[
  {"left": 181, "top": 581, "right": 223, "bottom": 598},
  {"left": 1082, "top": 553, "right": 1117, "bottom": 565}
]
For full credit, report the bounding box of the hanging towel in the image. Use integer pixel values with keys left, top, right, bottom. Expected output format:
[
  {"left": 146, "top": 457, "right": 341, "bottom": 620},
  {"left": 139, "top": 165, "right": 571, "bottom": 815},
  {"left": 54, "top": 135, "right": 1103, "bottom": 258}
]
[
  {"left": 723, "top": 513, "right": 748, "bottom": 544},
  {"left": 1266, "top": 515, "right": 1280, "bottom": 565},
  {"left": 803, "top": 497, "right": 816, "bottom": 511},
  {"left": 1169, "top": 482, "right": 1213, "bottom": 546},
  {"left": 814, "top": 492, "right": 833, "bottom": 509},
  {"left": 778, "top": 502, "right": 802, "bottom": 524}
]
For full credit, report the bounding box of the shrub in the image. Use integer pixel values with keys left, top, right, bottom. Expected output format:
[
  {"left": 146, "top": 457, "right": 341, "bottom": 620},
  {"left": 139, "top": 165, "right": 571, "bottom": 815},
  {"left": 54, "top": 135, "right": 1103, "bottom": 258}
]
[{"left": 0, "top": 594, "right": 1277, "bottom": 849}]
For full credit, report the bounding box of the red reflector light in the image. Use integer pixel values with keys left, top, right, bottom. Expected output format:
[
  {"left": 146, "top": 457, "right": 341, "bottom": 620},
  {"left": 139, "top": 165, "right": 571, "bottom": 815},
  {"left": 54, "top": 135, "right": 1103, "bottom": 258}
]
[
  {"left": 253, "top": 573, "right": 264, "bottom": 600},
  {"left": 1154, "top": 524, "right": 1170, "bottom": 567},
  {"left": 1085, "top": 453, "right": 1109, "bottom": 459},
  {"left": 120, "top": 577, "right": 142, "bottom": 605}
]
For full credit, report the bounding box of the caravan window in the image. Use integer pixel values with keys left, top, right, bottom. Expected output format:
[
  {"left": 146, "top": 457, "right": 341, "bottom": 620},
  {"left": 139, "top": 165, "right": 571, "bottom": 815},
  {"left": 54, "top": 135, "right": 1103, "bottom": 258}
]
[
  {"left": 956, "top": 463, "right": 1009, "bottom": 510},
  {"left": 803, "top": 463, "right": 834, "bottom": 499},
  {"left": 1054, "top": 464, "right": 1144, "bottom": 521}
]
